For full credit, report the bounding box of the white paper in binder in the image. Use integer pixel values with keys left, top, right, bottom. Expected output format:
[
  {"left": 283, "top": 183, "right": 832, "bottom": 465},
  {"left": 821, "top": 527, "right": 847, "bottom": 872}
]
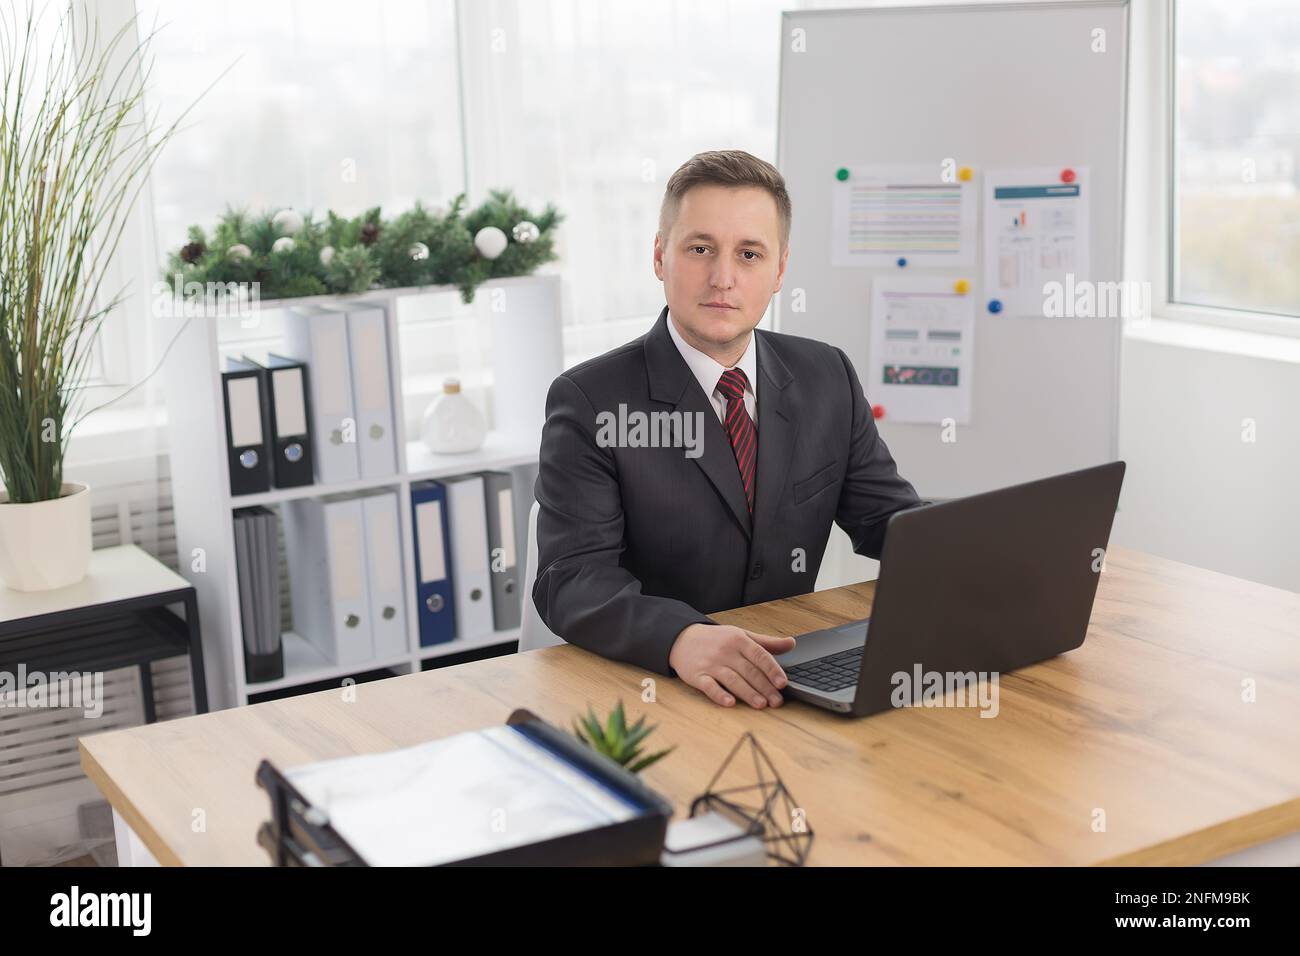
[
  {"left": 360, "top": 491, "right": 408, "bottom": 660},
  {"left": 285, "top": 724, "right": 638, "bottom": 866},
  {"left": 344, "top": 306, "right": 398, "bottom": 478},
  {"left": 282, "top": 307, "right": 360, "bottom": 484},
  {"left": 284, "top": 496, "right": 375, "bottom": 668},
  {"left": 442, "top": 475, "right": 495, "bottom": 640}
]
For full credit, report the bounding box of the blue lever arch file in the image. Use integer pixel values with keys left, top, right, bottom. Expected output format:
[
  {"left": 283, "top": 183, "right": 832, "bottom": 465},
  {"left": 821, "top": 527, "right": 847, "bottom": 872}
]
[{"left": 410, "top": 480, "right": 456, "bottom": 646}]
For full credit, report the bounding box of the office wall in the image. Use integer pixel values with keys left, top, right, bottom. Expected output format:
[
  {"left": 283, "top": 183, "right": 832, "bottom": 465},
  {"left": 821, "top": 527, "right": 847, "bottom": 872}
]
[
  {"left": 1111, "top": 328, "right": 1300, "bottom": 595},
  {"left": 811, "top": 325, "right": 1300, "bottom": 600},
  {"left": 813, "top": 326, "right": 1300, "bottom": 598}
]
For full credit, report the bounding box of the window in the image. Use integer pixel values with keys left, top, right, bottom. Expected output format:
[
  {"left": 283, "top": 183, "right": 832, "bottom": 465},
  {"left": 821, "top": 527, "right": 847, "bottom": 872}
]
[
  {"left": 1172, "top": 0, "right": 1300, "bottom": 319},
  {"left": 132, "top": 0, "right": 791, "bottom": 376},
  {"left": 136, "top": 0, "right": 464, "bottom": 253},
  {"left": 455, "top": 0, "right": 790, "bottom": 364},
  {"left": 82, "top": 0, "right": 798, "bottom": 425}
]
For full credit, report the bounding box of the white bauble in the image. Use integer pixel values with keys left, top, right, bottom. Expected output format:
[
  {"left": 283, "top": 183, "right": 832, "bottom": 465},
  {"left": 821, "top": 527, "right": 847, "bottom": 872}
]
[
  {"left": 319, "top": 245, "right": 335, "bottom": 266},
  {"left": 474, "top": 226, "right": 508, "bottom": 260},
  {"left": 227, "top": 243, "right": 252, "bottom": 261},
  {"left": 512, "top": 220, "right": 539, "bottom": 244},
  {"left": 409, "top": 241, "right": 430, "bottom": 261},
  {"left": 271, "top": 236, "right": 296, "bottom": 254},
  {"left": 271, "top": 208, "right": 304, "bottom": 236}
]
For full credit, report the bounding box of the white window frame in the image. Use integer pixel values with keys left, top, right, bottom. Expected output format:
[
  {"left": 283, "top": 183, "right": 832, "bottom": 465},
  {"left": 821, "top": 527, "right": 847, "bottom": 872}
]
[
  {"left": 1128, "top": 0, "right": 1300, "bottom": 340},
  {"left": 59, "top": 0, "right": 164, "bottom": 415}
]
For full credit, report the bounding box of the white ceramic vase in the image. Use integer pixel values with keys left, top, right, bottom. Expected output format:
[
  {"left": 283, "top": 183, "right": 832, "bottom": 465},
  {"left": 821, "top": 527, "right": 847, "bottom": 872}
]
[
  {"left": 0, "top": 481, "right": 92, "bottom": 591},
  {"left": 421, "top": 378, "right": 487, "bottom": 454}
]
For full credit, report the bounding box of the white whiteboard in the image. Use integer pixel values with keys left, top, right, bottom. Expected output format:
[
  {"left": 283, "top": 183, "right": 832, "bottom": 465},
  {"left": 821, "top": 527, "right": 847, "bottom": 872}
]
[{"left": 776, "top": 0, "right": 1129, "bottom": 499}]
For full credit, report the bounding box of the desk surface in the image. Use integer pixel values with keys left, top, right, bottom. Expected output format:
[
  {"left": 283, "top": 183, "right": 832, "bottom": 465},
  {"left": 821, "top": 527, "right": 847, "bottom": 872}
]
[{"left": 80, "top": 545, "right": 1300, "bottom": 866}]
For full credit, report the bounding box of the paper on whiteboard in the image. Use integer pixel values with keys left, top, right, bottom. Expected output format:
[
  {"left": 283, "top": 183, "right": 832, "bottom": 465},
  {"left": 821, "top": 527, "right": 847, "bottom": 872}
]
[
  {"left": 831, "top": 164, "right": 977, "bottom": 267},
  {"left": 285, "top": 724, "right": 639, "bottom": 866},
  {"left": 867, "top": 277, "right": 975, "bottom": 424},
  {"left": 982, "top": 167, "right": 1090, "bottom": 317}
]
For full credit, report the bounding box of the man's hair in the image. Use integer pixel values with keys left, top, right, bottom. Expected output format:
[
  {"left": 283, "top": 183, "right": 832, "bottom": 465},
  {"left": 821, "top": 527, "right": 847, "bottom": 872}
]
[{"left": 658, "top": 149, "right": 792, "bottom": 253}]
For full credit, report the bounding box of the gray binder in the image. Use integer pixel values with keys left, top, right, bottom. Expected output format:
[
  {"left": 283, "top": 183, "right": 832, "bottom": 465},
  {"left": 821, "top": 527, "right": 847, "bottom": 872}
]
[
  {"left": 235, "top": 506, "right": 284, "bottom": 682},
  {"left": 479, "top": 471, "right": 521, "bottom": 630}
]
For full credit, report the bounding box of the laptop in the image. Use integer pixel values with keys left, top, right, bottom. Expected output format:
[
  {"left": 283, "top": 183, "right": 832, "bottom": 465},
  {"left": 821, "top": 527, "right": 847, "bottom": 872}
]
[{"left": 775, "top": 461, "right": 1126, "bottom": 716}]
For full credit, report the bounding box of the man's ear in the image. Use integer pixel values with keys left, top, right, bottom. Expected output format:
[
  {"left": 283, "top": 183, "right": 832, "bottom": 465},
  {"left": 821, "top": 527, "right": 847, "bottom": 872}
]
[{"left": 653, "top": 231, "right": 665, "bottom": 281}]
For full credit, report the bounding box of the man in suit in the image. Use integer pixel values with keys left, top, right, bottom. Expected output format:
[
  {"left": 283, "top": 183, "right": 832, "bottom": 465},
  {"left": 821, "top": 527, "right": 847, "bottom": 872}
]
[{"left": 533, "top": 149, "right": 924, "bottom": 709}]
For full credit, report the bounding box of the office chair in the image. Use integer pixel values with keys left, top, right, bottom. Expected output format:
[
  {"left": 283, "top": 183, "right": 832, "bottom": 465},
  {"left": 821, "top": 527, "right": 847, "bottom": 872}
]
[{"left": 519, "top": 500, "right": 564, "bottom": 652}]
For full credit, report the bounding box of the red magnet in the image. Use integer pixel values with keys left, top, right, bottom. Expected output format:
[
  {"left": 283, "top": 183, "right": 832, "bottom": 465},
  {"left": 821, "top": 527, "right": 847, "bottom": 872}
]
[
  {"left": 1060, "top": 168, "right": 1076, "bottom": 184},
  {"left": 871, "top": 404, "right": 886, "bottom": 420}
]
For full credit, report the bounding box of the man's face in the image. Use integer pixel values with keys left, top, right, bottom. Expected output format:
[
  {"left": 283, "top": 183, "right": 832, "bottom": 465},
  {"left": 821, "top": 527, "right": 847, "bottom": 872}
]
[{"left": 654, "top": 184, "right": 789, "bottom": 353}]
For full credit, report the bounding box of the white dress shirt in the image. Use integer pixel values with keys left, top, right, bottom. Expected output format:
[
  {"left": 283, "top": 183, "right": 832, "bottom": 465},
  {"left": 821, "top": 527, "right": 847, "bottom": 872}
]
[{"left": 666, "top": 308, "right": 758, "bottom": 426}]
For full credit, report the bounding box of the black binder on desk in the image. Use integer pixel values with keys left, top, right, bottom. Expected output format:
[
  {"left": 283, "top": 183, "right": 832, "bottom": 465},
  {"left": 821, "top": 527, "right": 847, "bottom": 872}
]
[{"left": 255, "top": 708, "right": 672, "bottom": 866}]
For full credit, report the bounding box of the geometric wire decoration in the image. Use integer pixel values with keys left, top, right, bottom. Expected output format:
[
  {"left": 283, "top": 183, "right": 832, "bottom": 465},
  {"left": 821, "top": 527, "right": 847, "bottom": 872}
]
[{"left": 685, "top": 731, "right": 814, "bottom": 866}]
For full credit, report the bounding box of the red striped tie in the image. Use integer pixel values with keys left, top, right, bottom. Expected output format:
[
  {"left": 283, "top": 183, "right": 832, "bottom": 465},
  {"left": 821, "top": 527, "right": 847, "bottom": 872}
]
[{"left": 717, "top": 368, "right": 757, "bottom": 513}]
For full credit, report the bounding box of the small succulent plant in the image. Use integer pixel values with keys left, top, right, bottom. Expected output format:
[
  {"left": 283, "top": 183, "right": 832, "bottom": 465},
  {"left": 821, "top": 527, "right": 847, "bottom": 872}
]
[{"left": 572, "top": 700, "right": 674, "bottom": 774}]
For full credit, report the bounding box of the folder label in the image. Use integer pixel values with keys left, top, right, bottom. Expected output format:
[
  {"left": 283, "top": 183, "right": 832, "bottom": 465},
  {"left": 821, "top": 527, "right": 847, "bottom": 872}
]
[
  {"left": 416, "top": 502, "right": 447, "bottom": 582},
  {"left": 227, "top": 377, "right": 264, "bottom": 447},
  {"left": 370, "top": 506, "right": 400, "bottom": 591},
  {"left": 271, "top": 367, "right": 308, "bottom": 437},
  {"left": 352, "top": 322, "right": 389, "bottom": 415},
  {"left": 497, "top": 488, "right": 516, "bottom": 568},
  {"left": 331, "top": 513, "right": 365, "bottom": 602},
  {"left": 316, "top": 326, "right": 350, "bottom": 420}
]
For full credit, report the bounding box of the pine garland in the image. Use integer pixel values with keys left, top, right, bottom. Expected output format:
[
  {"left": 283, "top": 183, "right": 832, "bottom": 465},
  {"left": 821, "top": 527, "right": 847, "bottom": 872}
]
[{"left": 162, "top": 190, "right": 562, "bottom": 304}]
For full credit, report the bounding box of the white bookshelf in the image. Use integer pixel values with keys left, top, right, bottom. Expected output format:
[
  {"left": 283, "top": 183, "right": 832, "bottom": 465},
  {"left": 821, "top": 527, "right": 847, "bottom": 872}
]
[{"left": 163, "top": 275, "right": 563, "bottom": 710}]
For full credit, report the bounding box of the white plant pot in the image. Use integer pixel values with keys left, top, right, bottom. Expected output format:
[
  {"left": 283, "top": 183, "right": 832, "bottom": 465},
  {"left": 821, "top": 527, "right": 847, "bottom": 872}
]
[{"left": 0, "top": 482, "right": 92, "bottom": 592}]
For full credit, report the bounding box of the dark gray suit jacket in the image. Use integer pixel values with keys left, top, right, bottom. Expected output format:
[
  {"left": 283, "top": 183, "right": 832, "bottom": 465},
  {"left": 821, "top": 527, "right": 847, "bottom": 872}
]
[{"left": 532, "top": 306, "right": 924, "bottom": 676}]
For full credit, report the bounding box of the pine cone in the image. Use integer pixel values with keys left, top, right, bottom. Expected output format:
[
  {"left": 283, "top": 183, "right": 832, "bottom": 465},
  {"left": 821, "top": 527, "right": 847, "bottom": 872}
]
[
  {"left": 359, "top": 222, "right": 380, "bottom": 245},
  {"left": 180, "top": 240, "right": 205, "bottom": 264}
]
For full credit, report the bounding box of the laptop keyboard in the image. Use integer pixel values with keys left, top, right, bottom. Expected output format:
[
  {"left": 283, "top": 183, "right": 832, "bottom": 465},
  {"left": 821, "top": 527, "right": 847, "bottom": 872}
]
[{"left": 785, "top": 645, "right": 864, "bottom": 693}]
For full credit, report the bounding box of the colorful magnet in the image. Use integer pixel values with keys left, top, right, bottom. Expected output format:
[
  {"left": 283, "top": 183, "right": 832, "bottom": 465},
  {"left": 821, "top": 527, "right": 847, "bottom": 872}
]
[
  {"left": 871, "top": 404, "right": 886, "bottom": 420},
  {"left": 836, "top": 167, "right": 850, "bottom": 181},
  {"left": 897, "top": 257, "right": 907, "bottom": 268},
  {"left": 988, "top": 298, "right": 1003, "bottom": 314},
  {"left": 1060, "top": 168, "right": 1076, "bottom": 184},
  {"left": 954, "top": 279, "right": 970, "bottom": 295},
  {"left": 958, "top": 166, "right": 973, "bottom": 182}
]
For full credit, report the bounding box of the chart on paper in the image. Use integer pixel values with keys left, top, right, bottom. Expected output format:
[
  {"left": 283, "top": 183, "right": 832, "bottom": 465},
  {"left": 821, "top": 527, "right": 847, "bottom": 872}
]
[
  {"left": 832, "top": 164, "right": 977, "bottom": 267},
  {"left": 982, "top": 167, "right": 1090, "bottom": 317},
  {"left": 868, "top": 277, "right": 975, "bottom": 424}
]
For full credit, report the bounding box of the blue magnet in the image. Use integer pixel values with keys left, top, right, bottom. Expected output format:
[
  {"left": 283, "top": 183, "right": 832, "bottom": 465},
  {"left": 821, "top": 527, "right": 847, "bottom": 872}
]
[
  {"left": 897, "top": 257, "right": 907, "bottom": 268},
  {"left": 988, "top": 299, "right": 1003, "bottom": 314}
]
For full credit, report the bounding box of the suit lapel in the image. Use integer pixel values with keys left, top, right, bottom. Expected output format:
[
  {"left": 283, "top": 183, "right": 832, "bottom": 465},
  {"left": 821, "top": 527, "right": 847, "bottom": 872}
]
[
  {"left": 644, "top": 307, "right": 752, "bottom": 539},
  {"left": 752, "top": 330, "right": 798, "bottom": 538},
  {"left": 643, "top": 307, "right": 801, "bottom": 543}
]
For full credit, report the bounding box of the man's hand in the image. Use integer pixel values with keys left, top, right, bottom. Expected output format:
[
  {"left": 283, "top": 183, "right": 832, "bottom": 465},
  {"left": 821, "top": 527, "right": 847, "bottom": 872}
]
[{"left": 668, "top": 623, "right": 796, "bottom": 709}]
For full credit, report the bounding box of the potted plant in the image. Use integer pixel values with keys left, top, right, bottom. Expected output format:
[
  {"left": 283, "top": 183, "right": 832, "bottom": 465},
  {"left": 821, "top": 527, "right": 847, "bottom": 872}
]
[
  {"left": 0, "top": 5, "right": 187, "bottom": 590},
  {"left": 572, "top": 700, "right": 675, "bottom": 774}
]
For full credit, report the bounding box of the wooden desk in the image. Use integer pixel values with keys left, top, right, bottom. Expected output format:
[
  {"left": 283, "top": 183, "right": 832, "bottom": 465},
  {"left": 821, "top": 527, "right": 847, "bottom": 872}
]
[{"left": 80, "top": 545, "right": 1300, "bottom": 866}]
